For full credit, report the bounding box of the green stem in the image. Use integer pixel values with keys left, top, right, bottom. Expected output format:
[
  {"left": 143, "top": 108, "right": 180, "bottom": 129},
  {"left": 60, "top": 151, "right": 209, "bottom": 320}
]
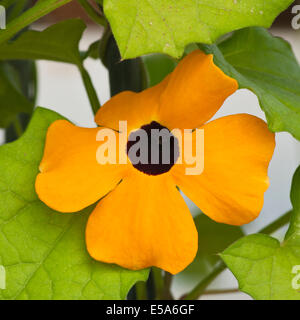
[
  {"left": 182, "top": 262, "right": 226, "bottom": 300},
  {"left": 182, "top": 211, "right": 291, "bottom": 300},
  {"left": 0, "top": 0, "right": 72, "bottom": 45},
  {"left": 204, "top": 288, "right": 239, "bottom": 295},
  {"left": 99, "top": 26, "right": 112, "bottom": 63},
  {"left": 162, "top": 272, "right": 173, "bottom": 300},
  {"left": 152, "top": 267, "right": 164, "bottom": 300},
  {"left": 77, "top": 0, "right": 107, "bottom": 27},
  {"left": 259, "top": 211, "right": 291, "bottom": 235},
  {"left": 135, "top": 281, "right": 148, "bottom": 300},
  {"left": 79, "top": 65, "right": 101, "bottom": 114}
]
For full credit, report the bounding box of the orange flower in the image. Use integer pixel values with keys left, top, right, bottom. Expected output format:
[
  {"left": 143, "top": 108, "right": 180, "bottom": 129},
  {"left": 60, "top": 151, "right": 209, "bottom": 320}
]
[{"left": 35, "top": 50, "right": 275, "bottom": 274}]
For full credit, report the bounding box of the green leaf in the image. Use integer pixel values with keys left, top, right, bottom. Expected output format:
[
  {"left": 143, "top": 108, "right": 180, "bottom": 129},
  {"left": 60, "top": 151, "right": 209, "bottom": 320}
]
[
  {"left": 0, "top": 19, "right": 101, "bottom": 116},
  {"left": 286, "top": 165, "right": 300, "bottom": 240},
  {"left": 142, "top": 54, "right": 177, "bottom": 87},
  {"left": 0, "top": 62, "right": 33, "bottom": 128},
  {"left": 201, "top": 27, "right": 300, "bottom": 140},
  {"left": 0, "top": 19, "right": 86, "bottom": 65},
  {"left": 175, "top": 213, "right": 244, "bottom": 292},
  {"left": 4, "top": 60, "right": 37, "bottom": 141},
  {"left": 104, "top": 0, "right": 293, "bottom": 59},
  {"left": 0, "top": 107, "right": 149, "bottom": 300},
  {"left": 77, "top": 0, "right": 107, "bottom": 27},
  {"left": 83, "top": 40, "right": 101, "bottom": 60},
  {"left": 0, "top": 0, "right": 73, "bottom": 45},
  {"left": 221, "top": 165, "right": 300, "bottom": 300}
]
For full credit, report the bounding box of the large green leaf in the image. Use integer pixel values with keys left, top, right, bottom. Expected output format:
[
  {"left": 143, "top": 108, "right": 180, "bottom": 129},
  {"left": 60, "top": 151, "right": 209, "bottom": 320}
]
[
  {"left": 175, "top": 213, "right": 244, "bottom": 293},
  {"left": 221, "top": 166, "right": 300, "bottom": 300},
  {"left": 201, "top": 27, "right": 300, "bottom": 140},
  {"left": 0, "top": 19, "right": 85, "bottom": 65},
  {"left": 0, "top": 107, "right": 149, "bottom": 300},
  {"left": 0, "top": 62, "right": 33, "bottom": 128},
  {"left": 104, "top": 0, "right": 293, "bottom": 59}
]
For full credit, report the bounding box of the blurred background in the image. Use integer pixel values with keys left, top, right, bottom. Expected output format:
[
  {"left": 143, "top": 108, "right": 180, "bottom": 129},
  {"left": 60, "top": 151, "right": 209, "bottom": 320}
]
[{"left": 0, "top": 0, "right": 299, "bottom": 299}]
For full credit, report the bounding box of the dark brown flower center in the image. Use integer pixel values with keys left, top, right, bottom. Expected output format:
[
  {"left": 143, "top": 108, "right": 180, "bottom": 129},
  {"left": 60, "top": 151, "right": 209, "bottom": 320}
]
[{"left": 126, "top": 121, "right": 179, "bottom": 175}]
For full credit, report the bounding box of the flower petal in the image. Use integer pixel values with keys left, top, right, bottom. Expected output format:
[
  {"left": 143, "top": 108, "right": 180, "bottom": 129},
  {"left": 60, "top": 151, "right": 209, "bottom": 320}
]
[
  {"left": 171, "top": 114, "right": 275, "bottom": 226},
  {"left": 157, "top": 50, "right": 238, "bottom": 130},
  {"left": 95, "top": 76, "right": 169, "bottom": 132},
  {"left": 36, "top": 120, "right": 128, "bottom": 213},
  {"left": 86, "top": 171, "right": 198, "bottom": 274}
]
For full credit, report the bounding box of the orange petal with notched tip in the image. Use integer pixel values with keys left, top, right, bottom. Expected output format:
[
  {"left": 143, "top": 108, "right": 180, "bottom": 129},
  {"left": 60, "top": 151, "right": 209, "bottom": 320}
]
[
  {"left": 157, "top": 50, "right": 238, "bottom": 130},
  {"left": 86, "top": 170, "right": 198, "bottom": 274},
  {"left": 36, "top": 120, "right": 128, "bottom": 213},
  {"left": 95, "top": 50, "right": 237, "bottom": 133},
  {"left": 171, "top": 114, "right": 275, "bottom": 226}
]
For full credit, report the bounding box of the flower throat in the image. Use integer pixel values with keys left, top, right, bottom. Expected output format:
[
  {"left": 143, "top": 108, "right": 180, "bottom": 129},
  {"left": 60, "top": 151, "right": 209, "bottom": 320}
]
[{"left": 126, "top": 121, "right": 180, "bottom": 175}]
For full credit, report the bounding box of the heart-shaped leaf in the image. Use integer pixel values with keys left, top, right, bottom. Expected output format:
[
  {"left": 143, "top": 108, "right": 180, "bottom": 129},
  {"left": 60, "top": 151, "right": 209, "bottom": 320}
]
[
  {"left": 201, "top": 27, "right": 300, "bottom": 141},
  {"left": 221, "top": 165, "right": 300, "bottom": 300},
  {"left": 0, "top": 19, "right": 85, "bottom": 65},
  {"left": 0, "top": 107, "right": 149, "bottom": 300},
  {"left": 104, "top": 0, "right": 293, "bottom": 59}
]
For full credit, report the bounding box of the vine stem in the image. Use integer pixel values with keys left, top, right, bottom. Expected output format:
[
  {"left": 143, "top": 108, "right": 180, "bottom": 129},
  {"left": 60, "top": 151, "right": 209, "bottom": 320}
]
[
  {"left": 162, "top": 272, "right": 174, "bottom": 300},
  {"left": 259, "top": 210, "right": 291, "bottom": 235},
  {"left": 152, "top": 268, "right": 164, "bottom": 300},
  {"left": 182, "top": 262, "right": 226, "bottom": 300},
  {"left": 204, "top": 288, "right": 239, "bottom": 295},
  {"left": 135, "top": 281, "right": 148, "bottom": 300},
  {"left": 77, "top": 0, "right": 107, "bottom": 27},
  {"left": 181, "top": 210, "right": 292, "bottom": 300},
  {"left": 79, "top": 65, "right": 101, "bottom": 115}
]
